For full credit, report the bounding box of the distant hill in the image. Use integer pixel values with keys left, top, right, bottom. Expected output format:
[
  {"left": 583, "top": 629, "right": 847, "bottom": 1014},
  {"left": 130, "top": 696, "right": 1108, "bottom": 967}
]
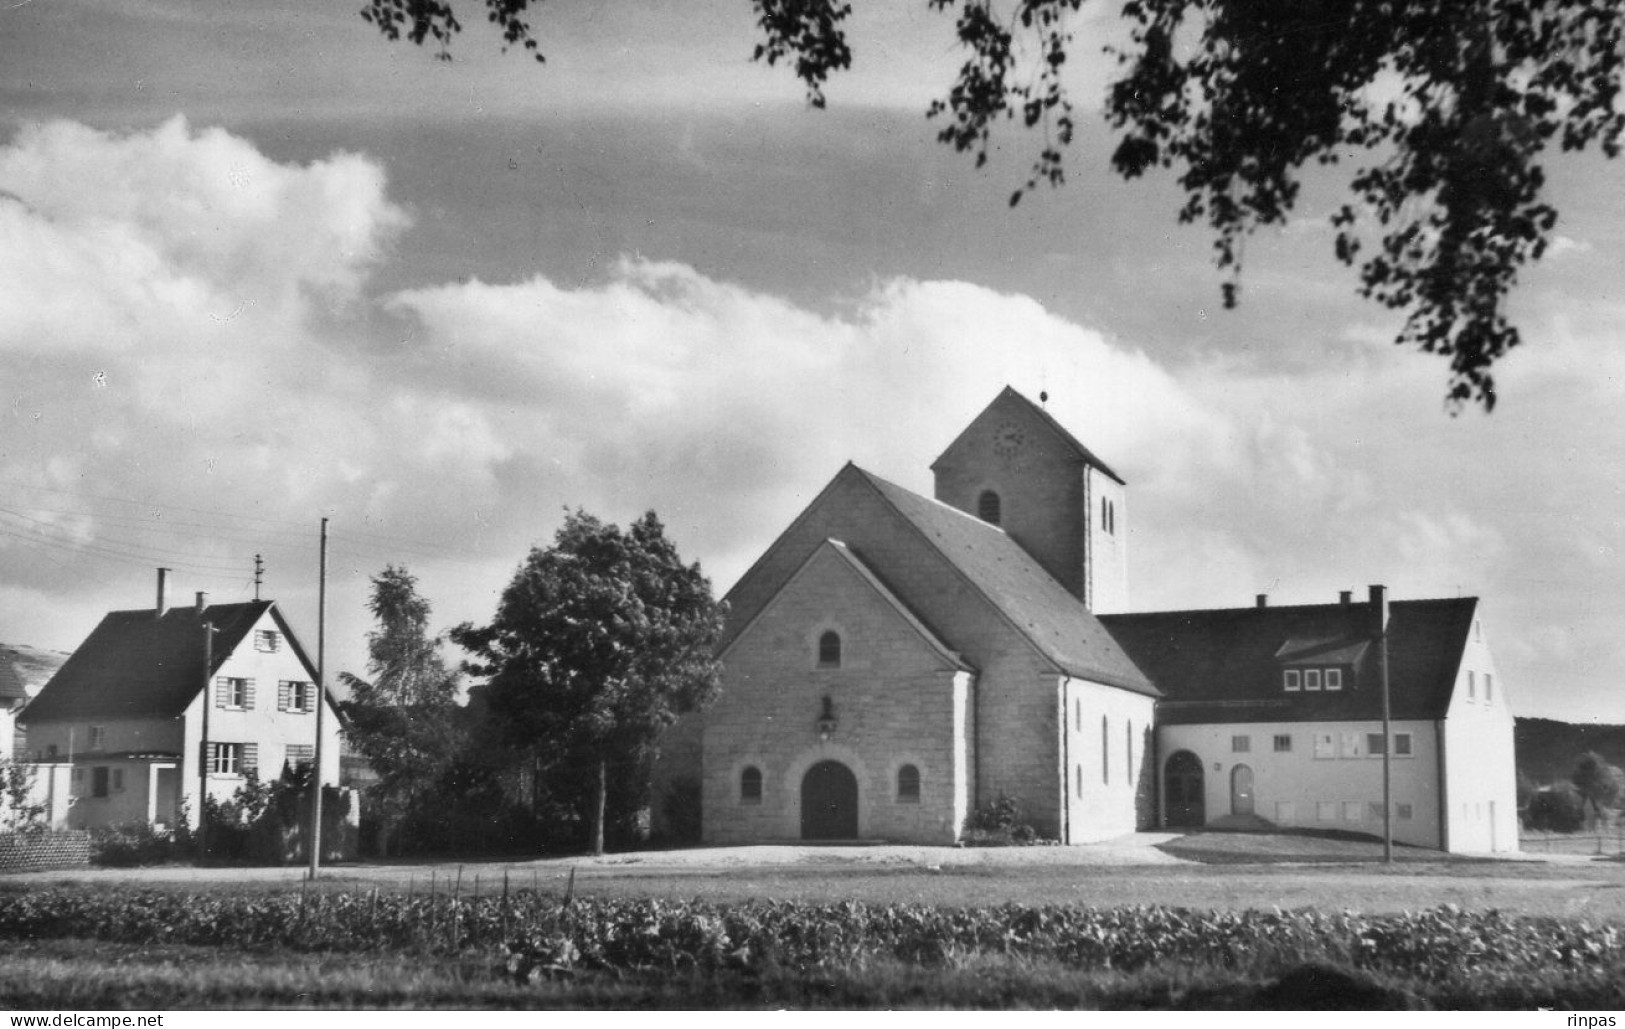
[
  {"left": 1516, "top": 716, "right": 1625, "bottom": 785},
  {"left": 0, "top": 643, "right": 70, "bottom": 697}
]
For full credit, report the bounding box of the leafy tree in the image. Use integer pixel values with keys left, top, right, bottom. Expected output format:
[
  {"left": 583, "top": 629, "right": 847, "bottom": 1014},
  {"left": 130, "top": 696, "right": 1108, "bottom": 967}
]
[
  {"left": 0, "top": 759, "right": 45, "bottom": 833},
  {"left": 1570, "top": 749, "right": 1625, "bottom": 824},
  {"left": 451, "top": 510, "right": 724, "bottom": 855},
  {"left": 339, "top": 565, "right": 464, "bottom": 857},
  {"left": 361, "top": 0, "right": 1625, "bottom": 410}
]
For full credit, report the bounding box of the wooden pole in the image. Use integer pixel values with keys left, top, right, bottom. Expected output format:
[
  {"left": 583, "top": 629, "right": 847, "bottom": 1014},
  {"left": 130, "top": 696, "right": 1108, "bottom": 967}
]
[
  {"left": 198, "top": 620, "right": 214, "bottom": 862},
  {"left": 307, "top": 517, "right": 329, "bottom": 880}
]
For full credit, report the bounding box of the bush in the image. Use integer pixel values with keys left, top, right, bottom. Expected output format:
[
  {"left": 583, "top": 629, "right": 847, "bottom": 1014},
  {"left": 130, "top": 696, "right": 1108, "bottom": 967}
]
[
  {"left": 962, "top": 793, "right": 1053, "bottom": 846},
  {"left": 1525, "top": 784, "right": 1586, "bottom": 833},
  {"left": 89, "top": 821, "right": 179, "bottom": 867},
  {"left": 659, "top": 775, "right": 702, "bottom": 845}
]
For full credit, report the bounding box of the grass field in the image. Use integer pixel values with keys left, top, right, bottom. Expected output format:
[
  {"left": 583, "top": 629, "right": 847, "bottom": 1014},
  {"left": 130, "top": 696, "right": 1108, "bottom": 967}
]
[{"left": 3, "top": 834, "right": 1623, "bottom": 1009}]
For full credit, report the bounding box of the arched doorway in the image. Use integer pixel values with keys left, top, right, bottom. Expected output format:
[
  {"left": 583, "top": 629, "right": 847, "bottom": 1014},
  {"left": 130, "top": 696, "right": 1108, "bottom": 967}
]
[
  {"left": 1230, "top": 764, "right": 1255, "bottom": 816},
  {"left": 1164, "top": 750, "right": 1205, "bottom": 828},
  {"left": 801, "top": 760, "right": 858, "bottom": 839}
]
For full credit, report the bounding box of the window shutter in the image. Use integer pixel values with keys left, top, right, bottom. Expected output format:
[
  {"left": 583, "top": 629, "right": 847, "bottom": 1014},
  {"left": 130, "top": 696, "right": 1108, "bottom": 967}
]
[
  {"left": 201, "top": 741, "right": 213, "bottom": 771},
  {"left": 243, "top": 679, "right": 256, "bottom": 709},
  {"left": 215, "top": 677, "right": 228, "bottom": 707},
  {"left": 278, "top": 681, "right": 290, "bottom": 712},
  {"left": 242, "top": 743, "right": 258, "bottom": 775}
]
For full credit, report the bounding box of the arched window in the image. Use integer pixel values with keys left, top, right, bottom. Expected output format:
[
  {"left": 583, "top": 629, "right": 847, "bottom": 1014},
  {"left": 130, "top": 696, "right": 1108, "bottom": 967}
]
[
  {"left": 896, "top": 764, "right": 920, "bottom": 802},
  {"left": 978, "top": 489, "right": 1002, "bottom": 525},
  {"left": 817, "top": 630, "right": 841, "bottom": 668},
  {"left": 1102, "top": 715, "right": 1110, "bottom": 784},
  {"left": 740, "top": 766, "right": 762, "bottom": 804}
]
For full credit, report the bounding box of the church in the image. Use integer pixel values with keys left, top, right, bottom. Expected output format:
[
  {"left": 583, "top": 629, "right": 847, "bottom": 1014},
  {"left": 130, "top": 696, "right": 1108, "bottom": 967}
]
[{"left": 654, "top": 387, "right": 1518, "bottom": 853}]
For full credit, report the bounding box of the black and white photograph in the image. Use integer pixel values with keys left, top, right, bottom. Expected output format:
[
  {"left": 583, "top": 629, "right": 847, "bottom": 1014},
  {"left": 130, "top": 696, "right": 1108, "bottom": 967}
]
[{"left": 2, "top": 0, "right": 1625, "bottom": 1012}]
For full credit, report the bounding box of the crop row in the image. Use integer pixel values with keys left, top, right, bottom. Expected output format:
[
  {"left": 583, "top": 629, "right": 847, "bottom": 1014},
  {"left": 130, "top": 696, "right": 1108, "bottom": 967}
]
[{"left": 0, "top": 889, "right": 1620, "bottom": 981}]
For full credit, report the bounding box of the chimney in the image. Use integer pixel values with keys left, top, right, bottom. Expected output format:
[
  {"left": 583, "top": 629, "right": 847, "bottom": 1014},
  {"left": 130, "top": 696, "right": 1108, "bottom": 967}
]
[
  {"left": 1340, "top": 590, "right": 1353, "bottom": 606},
  {"left": 1368, "top": 583, "right": 1389, "bottom": 636},
  {"left": 195, "top": 591, "right": 208, "bottom": 615},
  {"left": 1256, "top": 593, "right": 1268, "bottom": 609},
  {"left": 155, "top": 567, "right": 171, "bottom": 619}
]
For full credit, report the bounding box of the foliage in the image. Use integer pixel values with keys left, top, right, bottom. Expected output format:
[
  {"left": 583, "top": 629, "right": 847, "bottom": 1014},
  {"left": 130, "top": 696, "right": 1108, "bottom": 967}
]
[
  {"left": 2, "top": 887, "right": 1625, "bottom": 1002},
  {"left": 1525, "top": 783, "right": 1585, "bottom": 833},
  {"left": 88, "top": 821, "right": 179, "bottom": 868},
  {"left": 339, "top": 565, "right": 466, "bottom": 857},
  {"left": 0, "top": 759, "right": 45, "bottom": 833},
  {"left": 659, "top": 774, "right": 703, "bottom": 845},
  {"left": 962, "top": 792, "right": 1048, "bottom": 845},
  {"left": 1571, "top": 750, "right": 1625, "bottom": 822},
  {"left": 198, "top": 764, "right": 315, "bottom": 864},
  {"left": 452, "top": 510, "right": 724, "bottom": 855},
  {"left": 358, "top": 0, "right": 1625, "bottom": 410}
]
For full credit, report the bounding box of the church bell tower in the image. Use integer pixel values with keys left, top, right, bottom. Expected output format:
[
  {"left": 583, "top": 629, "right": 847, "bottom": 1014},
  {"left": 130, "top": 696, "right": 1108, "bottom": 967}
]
[{"left": 930, "top": 387, "right": 1129, "bottom": 613}]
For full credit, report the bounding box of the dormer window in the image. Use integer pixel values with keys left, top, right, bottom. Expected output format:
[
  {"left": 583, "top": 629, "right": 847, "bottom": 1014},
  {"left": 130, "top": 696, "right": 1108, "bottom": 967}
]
[
  {"left": 817, "top": 630, "right": 841, "bottom": 668},
  {"left": 978, "top": 490, "right": 1001, "bottom": 525},
  {"left": 1283, "top": 669, "right": 1301, "bottom": 692},
  {"left": 1304, "top": 669, "right": 1322, "bottom": 692},
  {"left": 1325, "top": 668, "right": 1342, "bottom": 691}
]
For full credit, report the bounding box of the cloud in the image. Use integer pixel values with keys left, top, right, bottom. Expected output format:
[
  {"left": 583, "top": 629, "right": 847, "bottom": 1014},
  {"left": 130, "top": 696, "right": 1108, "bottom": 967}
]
[{"left": 6, "top": 116, "right": 1625, "bottom": 724}]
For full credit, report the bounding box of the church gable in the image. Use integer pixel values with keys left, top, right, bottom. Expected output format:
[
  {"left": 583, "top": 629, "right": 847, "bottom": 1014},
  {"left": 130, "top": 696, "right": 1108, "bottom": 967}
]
[{"left": 723, "top": 539, "right": 971, "bottom": 675}]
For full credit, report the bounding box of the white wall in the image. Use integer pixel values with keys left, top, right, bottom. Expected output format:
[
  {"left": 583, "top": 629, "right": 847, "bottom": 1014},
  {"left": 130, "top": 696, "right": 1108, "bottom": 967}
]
[
  {"left": 1441, "top": 609, "right": 1519, "bottom": 852},
  {"left": 1158, "top": 719, "right": 1444, "bottom": 850},
  {"left": 1061, "top": 676, "right": 1157, "bottom": 842}
]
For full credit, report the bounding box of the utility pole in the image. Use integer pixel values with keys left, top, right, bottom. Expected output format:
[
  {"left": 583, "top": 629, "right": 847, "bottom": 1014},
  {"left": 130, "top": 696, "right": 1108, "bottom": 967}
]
[
  {"left": 253, "top": 554, "right": 264, "bottom": 601},
  {"left": 1374, "top": 583, "right": 1393, "bottom": 865},
  {"left": 307, "top": 518, "right": 328, "bottom": 880},
  {"left": 198, "top": 620, "right": 216, "bottom": 863}
]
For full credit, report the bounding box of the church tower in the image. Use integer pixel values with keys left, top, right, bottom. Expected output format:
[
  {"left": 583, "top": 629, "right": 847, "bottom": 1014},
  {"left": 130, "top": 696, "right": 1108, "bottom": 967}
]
[{"left": 930, "top": 387, "right": 1129, "bottom": 613}]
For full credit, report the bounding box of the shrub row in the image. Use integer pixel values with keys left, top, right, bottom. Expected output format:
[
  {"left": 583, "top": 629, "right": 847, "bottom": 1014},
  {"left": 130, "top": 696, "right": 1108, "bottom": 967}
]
[{"left": 0, "top": 888, "right": 1620, "bottom": 984}]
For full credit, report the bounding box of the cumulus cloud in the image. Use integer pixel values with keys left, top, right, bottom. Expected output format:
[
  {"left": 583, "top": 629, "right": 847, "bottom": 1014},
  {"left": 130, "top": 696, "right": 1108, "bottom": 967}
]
[{"left": 6, "top": 117, "right": 1625, "bottom": 722}]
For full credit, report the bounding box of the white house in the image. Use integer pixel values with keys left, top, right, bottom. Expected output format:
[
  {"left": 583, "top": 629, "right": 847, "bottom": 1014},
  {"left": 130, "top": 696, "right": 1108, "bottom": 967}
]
[
  {"left": 651, "top": 386, "right": 1518, "bottom": 853},
  {"left": 20, "top": 573, "right": 343, "bottom": 831}
]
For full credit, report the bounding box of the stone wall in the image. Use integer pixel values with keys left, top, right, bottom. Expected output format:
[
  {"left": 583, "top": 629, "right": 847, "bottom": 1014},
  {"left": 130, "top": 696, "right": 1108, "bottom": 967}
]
[{"left": 0, "top": 830, "right": 90, "bottom": 873}]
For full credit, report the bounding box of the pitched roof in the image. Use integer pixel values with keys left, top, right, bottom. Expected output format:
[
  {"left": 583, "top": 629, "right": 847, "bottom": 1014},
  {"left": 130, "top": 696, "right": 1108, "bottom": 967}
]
[
  {"left": 21, "top": 601, "right": 318, "bottom": 723},
  {"left": 1099, "top": 597, "right": 1476, "bottom": 723},
  {"left": 932, "top": 386, "right": 1126, "bottom": 485},
  {"left": 855, "top": 468, "right": 1156, "bottom": 696}
]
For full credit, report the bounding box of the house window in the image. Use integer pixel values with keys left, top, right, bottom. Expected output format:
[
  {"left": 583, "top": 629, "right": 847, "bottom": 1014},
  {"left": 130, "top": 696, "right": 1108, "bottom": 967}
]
[
  {"left": 1304, "top": 669, "right": 1322, "bottom": 692},
  {"left": 279, "top": 680, "right": 313, "bottom": 714},
  {"left": 1283, "top": 669, "right": 1301, "bottom": 692},
  {"left": 1231, "top": 734, "right": 1251, "bottom": 753},
  {"left": 1367, "top": 732, "right": 1386, "bottom": 755},
  {"left": 88, "top": 725, "right": 105, "bottom": 751},
  {"left": 1343, "top": 801, "right": 1364, "bottom": 822},
  {"left": 91, "top": 767, "right": 109, "bottom": 798},
  {"left": 740, "top": 766, "right": 762, "bottom": 804},
  {"left": 1125, "top": 721, "right": 1134, "bottom": 781},
  {"left": 978, "top": 490, "right": 1002, "bottom": 525},
  {"left": 1076, "top": 764, "right": 1083, "bottom": 797},
  {"left": 897, "top": 764, "right": 920, "bottom": 802},
  {"left": 1468, "top": 670, "right": 1476, "bottom": 699},
  {"left": 817, "top": 631, "right": 841, "bottom": 669},
  {"left": 1485, "top": 674, "right": 1494, "bottom": 702},
  {"left": 45, "top": 744, "right": 57, "bottom": 760},
  {"left": 1394, "top": 733, "right": 1413, "bottom": 757},
  {"left": 113, "top": 769, "right": 124, "bottom": 792},
  {"left": 254, "top": 629, "right": 281, "bottom": 653},
  {"left": 1398, "top": 803, "right": 1414, "bottom": 820},
  {"left": 1316, "top": 801, "right": 1336, "bottom": 822},
  {"left": 285, "top": 744, "right": 315, "bottom": 772},
  {"left": 71, "top": 767, "right": 84, "bottom": 785},
  {"left": 1325, "top": 668, "right": 1342, "bottom": 691},
  {"left": 1340, "top": 732, "right": 1363, "bottom": 758},
  {"left": 1313, "top": 733, "right": 1335, "bottom": 760},
  {"left": 1075, "top": 699, "right": 1081, "bottom": 733},
  {"left": 1273, "top": 734, "right": 1292, "bottom": 753},
  {"left": 216, "top": 676, "right": 254, "bottom": 709},
  {"left": 207, "top": 742, "right": 257, "bottom": 776}
]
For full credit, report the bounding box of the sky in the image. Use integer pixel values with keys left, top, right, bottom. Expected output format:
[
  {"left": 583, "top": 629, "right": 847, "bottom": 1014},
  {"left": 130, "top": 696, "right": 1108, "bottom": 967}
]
[{"left": 2, "top": 1, "right": 1624, "bottom": 724}]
